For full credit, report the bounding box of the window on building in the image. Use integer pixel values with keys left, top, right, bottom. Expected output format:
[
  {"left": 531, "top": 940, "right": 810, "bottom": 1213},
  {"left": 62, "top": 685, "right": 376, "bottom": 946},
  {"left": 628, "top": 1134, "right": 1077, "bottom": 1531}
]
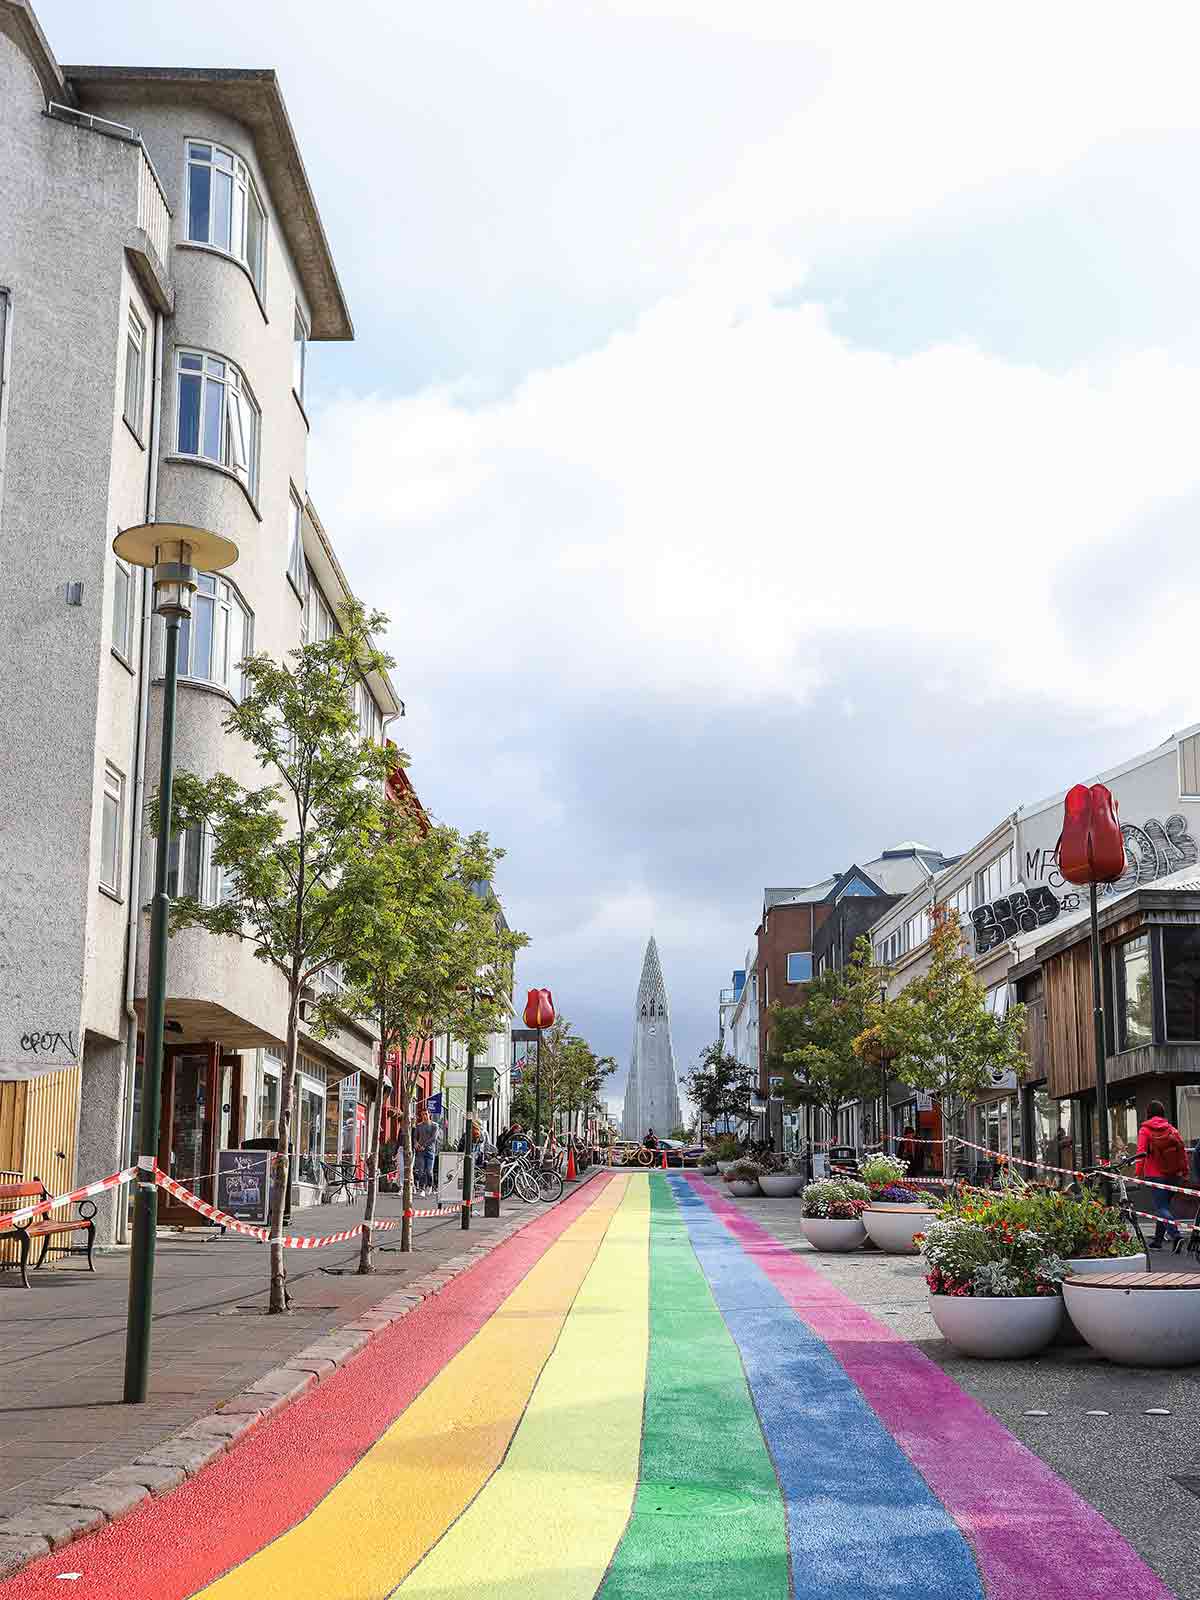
[
  {"left": 158, "top": 573, "right": 252, "bottom": 699},
  {"left": 984, "top": 983, "right": 1010, "bottom": 1018},
  {"left": 786, "top": 951, "right": 813, "bottom": 984},
  {"left": 100, "top": 764, "right": 124, "bottom": 893},
  {"left": 166, "top": 825, "right": 226, "bottom": 905},
  {"left": 293, "top": 307, "right": 307, "bottom": 403},
  {"left": 838, "top": 876, "right": 875, "bottom": 898},
  {"left": 123, "top": 309, "right": 146, "bottom": 435},
  {"left": 1180, "top": 733, "right": 1200, "bottom": 800},
  {"left": 355, "top": 680, "right": 383, "bottom": 745},
  {"left": 176, "top": 350, "right": 260, "bottom": 498},
  {"left": 1163, "top": 925, "right": 1200, "bottom": 1041},
  {"left": 186, "top": 140, "right": 267, "bottom": 293},
  {"left": 1115, "top": 934, "right": 1153, "bottom": 1050},
  {"left": 259, "top": 1055, "right": 282, "bottom": 1138},
  {"left": 288, "top": 488, "right": 307, "bottom": 596},
  {"left": 975, "top": 847, "right": 1014, "bottom": 905},
  {"left": 903, "top": 908, "right": 931, "bottom": 951},
  {"left": 112, "top": 558, "right": 135, "bottom": 659},
  {"left": 303, "top": 567, "right": 337, "bottom": 642},
  {"left": 950, "top": 880, "right": 974, "bottom": 918}
]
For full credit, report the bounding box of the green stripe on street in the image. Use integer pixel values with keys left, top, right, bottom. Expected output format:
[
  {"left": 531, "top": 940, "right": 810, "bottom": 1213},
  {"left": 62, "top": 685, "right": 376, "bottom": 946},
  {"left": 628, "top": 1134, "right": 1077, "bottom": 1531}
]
[{"left": 598, "top": 1177, "right": 791, "bottom": 1600}]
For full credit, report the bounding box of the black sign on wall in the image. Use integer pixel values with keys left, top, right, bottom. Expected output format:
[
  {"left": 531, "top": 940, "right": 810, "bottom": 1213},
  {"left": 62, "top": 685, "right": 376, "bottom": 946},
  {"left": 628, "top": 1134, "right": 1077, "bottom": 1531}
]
[{"left": 216, "top": 1149, "right": 272, "bottom": 1224}]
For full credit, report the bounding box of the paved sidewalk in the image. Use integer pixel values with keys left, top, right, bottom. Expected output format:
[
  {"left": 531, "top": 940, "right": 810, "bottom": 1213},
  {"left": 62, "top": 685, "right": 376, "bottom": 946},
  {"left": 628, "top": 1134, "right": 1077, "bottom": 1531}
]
[
  {"left": 725, "top": 1189, "right": 1200, "bottom": 1600},
  {"left": 0, "top": 1176, "right": 597, "bottom": 1521}
]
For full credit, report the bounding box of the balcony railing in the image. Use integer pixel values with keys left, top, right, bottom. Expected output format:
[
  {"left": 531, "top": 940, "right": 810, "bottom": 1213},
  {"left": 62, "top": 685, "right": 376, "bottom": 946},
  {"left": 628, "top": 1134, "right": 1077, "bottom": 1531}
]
[{"left": 137, "top": 147, "right": 171, "bottom": 264}]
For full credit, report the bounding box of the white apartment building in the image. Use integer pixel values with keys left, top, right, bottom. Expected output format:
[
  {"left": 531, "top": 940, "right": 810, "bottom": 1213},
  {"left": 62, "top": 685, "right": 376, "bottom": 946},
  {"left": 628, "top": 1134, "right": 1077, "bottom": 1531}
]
[{"left": 0, "top": 4, "right": 510, "bottom": 1234}]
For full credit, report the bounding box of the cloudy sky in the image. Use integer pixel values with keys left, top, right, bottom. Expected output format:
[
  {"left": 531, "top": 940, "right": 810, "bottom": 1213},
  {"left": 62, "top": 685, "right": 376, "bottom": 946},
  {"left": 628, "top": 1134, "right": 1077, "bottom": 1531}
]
[{"left": 46, "top": 0, "right": 1200, "bottom": 1102}]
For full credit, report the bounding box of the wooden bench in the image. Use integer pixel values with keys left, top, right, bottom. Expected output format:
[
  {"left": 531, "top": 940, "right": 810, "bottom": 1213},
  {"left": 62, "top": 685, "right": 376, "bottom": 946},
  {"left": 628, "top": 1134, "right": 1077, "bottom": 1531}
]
[
  {"left": 1062, "top": 1269, "right": 1200, "bottom": 1365},
  {"left": 0, "top": 1181, "right": 96, "bottom": 1289}
]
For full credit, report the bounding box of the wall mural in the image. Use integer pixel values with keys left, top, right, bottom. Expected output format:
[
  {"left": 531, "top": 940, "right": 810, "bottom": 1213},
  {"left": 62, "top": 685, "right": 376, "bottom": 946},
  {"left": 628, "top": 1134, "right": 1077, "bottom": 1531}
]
[{"left": 971, "top": 814, "right": 1198, "bottom": 956}]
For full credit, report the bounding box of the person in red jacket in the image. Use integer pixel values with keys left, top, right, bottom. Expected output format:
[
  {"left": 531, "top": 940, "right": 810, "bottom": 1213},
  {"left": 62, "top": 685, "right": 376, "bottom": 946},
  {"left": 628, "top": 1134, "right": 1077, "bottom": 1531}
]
[{"left": 1135, "top": 1100, "right": 1187, "bottom": 1249}]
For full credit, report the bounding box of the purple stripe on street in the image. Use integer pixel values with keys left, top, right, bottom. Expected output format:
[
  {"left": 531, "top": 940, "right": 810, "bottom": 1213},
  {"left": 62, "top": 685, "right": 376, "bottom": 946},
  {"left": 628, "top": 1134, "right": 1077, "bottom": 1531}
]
[{"left": 686, "top": 1177, "right": 1176, "bottom": 1600}]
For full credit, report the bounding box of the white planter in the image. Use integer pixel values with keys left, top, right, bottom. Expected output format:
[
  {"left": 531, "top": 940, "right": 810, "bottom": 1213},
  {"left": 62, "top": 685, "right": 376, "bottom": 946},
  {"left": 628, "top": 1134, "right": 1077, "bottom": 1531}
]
[
  {"left": 1057, "top": 1254, "right": 1148, "bottom": 1345},
  {"left": 802, "top": 1216, "right": 867, "bottom": 1252},
  {"left": 759, "top": 1174, "right": 804, "bottom": 1198},
  {"left": 727, "top": 1180, "right": 760, "bottom": 1197},
  {"left": 929, "top": 1292, "right": 1063, "bottom": 1359},
  {"left": 1063, "top": 1275, "right": 1200, "bottom": 1367},
  {"left": 868, "top": 1200, "right": 926, "bottom": 1211},
  {"left": 863, "top": 1205, "right": 936, "bottom": 1254},
  {"left": 716, "top": 1161, "right": 735, "bottom": 1174},
  {"left": 697, "top": 1164, "right": 718, "bottom": 1176}
]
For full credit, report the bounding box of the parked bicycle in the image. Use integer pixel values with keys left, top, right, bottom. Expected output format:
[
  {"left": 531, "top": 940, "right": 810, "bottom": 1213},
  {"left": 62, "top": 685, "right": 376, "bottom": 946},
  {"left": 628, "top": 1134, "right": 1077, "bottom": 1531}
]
[{"left": 1067, "top": 1156, "right": 1153, "bottom": 1270}]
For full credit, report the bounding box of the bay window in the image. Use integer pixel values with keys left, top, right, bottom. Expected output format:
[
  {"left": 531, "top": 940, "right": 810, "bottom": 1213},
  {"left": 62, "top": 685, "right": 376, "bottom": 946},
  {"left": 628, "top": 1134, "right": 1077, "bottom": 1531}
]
[
  {"left": 166, "top": 825, "right": 226, "bottom": 906},
  {"left": 156, "top": 573, "right": 252, "bottom": 700},
  {"left": 186, "top": 140, "right": 267, "bottom": 294},
  {"left": 176, "top": 350, "right": 260, "bottom": 498}
]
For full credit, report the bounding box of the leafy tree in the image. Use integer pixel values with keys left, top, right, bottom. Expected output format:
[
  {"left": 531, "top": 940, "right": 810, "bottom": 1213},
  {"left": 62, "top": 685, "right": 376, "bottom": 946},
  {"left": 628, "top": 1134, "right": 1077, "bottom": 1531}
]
[
  {"left": 309, "top": 800, "right": 524, "bottom": 1264},
  {"left": 165, "top": 602, "right": 397, "bottom": 1312},
  {"left": 854, "top": 905, "right": 1027, "bottom": 1176},
  {"left": 534, "top": 1022, "right": 614, "bottom": 1138},
  {"left": 683, "top": 1042, "right": 755, "bottom": 1141},
  {"left": 773, "top": 936, "right": 890, "bottom": 1145}
]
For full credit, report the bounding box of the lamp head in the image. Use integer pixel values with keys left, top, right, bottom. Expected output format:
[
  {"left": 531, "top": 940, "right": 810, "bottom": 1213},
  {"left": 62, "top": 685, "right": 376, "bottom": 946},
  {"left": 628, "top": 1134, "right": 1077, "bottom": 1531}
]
[{"left": 112, "top": 522, "right": 239, "bottom": 620}]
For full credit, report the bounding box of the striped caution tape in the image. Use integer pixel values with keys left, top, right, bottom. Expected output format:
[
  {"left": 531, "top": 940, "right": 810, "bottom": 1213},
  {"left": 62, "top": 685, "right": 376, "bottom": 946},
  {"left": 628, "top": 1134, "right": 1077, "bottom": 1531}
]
[
  {"left": 949, "top": 1134, "right": 1200, "bottom": 1202},
  {"left": 0, "top": 1165, "right": 138, "bottom": 1229}
]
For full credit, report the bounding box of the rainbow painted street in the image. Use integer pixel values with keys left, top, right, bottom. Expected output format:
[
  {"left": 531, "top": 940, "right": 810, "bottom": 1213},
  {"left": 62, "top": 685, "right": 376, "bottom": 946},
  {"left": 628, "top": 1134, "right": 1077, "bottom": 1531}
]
[{"left": 1, "top": 1174, "right": 1178, "bottom": 1600}]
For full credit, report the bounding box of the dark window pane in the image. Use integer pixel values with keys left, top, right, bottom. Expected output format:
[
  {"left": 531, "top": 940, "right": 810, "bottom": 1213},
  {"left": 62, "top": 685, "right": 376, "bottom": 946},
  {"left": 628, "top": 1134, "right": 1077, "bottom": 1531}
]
[
  {"left": 182, "top": 827, "right": 201, "bottom": 900},
  {"left": 1164, "top": 926, "right": 1200, "bottom": 1041},
  {"left": 188, "top": 143, "right": 211, "bottom": 162},
  {"left": 180, "top": 352, "right": 203, "bottom": 371},
  {"left": 177, "top": 373, "right": 202, "bottom": 454},
  {"left": 188, "top": 161, "right": 211, "bottom": 243}
]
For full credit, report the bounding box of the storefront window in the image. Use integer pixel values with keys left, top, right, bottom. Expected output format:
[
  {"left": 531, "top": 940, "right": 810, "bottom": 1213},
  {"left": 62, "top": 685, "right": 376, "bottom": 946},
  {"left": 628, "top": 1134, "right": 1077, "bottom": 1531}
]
[
  {"left": 1178, "top": 1084, "right": 1200, "bottom": 1148},
  {"left": 1163, "top": 926, "right": 1200, "bottom": 1041},
  {"left": 297, "top": 1083, "right": 325, "bottom": 1183},
  {"left": 258, "top": 1063, "right": 280, "bottom": 1139},
  {"left": 1115, "top": 935, "right": 1153, "bottom": 1050},
  {"left": 1031, "top": 1091, "right": 1075, "bottom": 1181}
]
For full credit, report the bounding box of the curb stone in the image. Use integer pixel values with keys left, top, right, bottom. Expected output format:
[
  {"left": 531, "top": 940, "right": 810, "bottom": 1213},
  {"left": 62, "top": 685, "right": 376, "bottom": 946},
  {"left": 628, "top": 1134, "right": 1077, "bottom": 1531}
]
[{"left": 0, "top": 1168, "right": 605, "bottom": 1579}]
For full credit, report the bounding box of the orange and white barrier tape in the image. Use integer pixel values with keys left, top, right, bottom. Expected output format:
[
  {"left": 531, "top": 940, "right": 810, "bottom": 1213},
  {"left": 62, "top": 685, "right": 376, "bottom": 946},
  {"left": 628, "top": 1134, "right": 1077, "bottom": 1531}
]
[
  {"left": 949, "top": 1134, "right": 1200, "bottom": 1202},
  {"left": 0, "top": 1165, "right": 138, "bottom": 1229}
]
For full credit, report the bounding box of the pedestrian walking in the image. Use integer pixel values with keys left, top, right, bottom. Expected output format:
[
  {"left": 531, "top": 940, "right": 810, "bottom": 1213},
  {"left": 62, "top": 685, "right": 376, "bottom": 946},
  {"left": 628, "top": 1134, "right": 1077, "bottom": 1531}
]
[
  {"left": 413, "top": 1106, "right": 439, "bottom": 1194},
  {"left": 897, "top": 1123, "right": 922, "bottom": 1176},
  {"left": 1135, "top": 1099, "right": 1188, "bottom": 1248}
]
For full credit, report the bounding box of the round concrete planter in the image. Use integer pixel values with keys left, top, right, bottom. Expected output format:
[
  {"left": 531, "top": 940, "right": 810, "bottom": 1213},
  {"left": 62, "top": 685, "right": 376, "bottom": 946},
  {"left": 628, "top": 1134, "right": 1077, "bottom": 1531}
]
[
  {"left": 863, "top": 1205, "right": 936, "bottom": 1254},
  {"left": 727, "top": 1180, "right": 760, "bottom": 1197},
  {"left": 759, "top": 1174, "right": 804, "bottom": 1198},
  {"left": 1063, "top": 1275, "right": 1200, "bottom": 1366},
  {"left": 801, "top": 1216, "right": 867, "bottom": 1252},
  {"left": 697, "top": 1163, "right": 719, "bottom": 1177},
  {"left": 715, "top": 1161, "right": 735, "bottom": 1175},
  {"left": 1056, "top": 1254, "right": 1148, "bottom": 1345},
  {"left": 929, "top": 1292, "right": 1063, "bottom": 1358},
  {"left": 868, "top": 1199, "right": 927, "bottom": 1211}
]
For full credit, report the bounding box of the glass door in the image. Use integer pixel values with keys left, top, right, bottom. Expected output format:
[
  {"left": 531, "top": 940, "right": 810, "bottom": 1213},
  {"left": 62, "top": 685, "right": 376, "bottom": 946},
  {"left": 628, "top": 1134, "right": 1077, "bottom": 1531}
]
[{"left": 169, "top": 1052, "right": 209, "bottom": 1194}]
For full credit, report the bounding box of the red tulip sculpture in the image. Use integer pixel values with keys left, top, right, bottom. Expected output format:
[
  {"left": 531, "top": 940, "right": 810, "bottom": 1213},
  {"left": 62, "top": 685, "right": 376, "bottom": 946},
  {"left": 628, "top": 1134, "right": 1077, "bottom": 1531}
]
[
  {"left": 1057, "top": 783, "right": 1126, "bottom": 885},
  {"left": 523, "top": 988, "right": 555, "bottom": 1030}
]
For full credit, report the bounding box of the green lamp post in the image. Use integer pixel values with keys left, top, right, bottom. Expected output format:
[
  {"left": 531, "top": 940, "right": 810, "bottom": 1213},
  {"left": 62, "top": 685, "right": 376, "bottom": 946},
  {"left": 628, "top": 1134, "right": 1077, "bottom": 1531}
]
[{"left": 113, "top": 522, "right": 238, "bottom": 1404}]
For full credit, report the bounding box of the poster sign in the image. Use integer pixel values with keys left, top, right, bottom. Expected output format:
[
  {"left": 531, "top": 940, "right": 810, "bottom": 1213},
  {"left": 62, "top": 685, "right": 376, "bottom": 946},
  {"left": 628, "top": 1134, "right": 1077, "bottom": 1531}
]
[
  {"left": 216, "top": 1149, "right": 271, "bottom": 1224},
  {"left": 437, "top": 1151, "right": 465, "bottom": 1206},
  {"left": 426, "top": 1092, "right": 444, "bottom": 1118}
]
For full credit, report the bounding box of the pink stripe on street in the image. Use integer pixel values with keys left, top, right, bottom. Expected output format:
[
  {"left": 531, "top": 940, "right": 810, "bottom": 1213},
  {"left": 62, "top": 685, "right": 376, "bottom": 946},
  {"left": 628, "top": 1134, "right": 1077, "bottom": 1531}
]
[{"left": 687, "top": 1176, "right": 1176, "bottom": 1600}]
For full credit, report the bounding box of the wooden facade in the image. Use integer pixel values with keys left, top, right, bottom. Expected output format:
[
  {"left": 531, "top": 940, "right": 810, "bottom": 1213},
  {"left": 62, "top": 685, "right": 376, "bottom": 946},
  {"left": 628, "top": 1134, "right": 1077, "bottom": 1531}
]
[{"left": 0, "top": 1066, "right": 81, "bottom": 1266}]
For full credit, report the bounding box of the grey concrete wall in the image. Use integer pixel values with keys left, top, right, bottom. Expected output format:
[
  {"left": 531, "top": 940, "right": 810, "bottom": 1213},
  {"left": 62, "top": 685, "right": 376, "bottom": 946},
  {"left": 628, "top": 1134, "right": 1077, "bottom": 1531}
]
[{"left": 77, "top": 1031, "right": 128, "bottom": 1241}]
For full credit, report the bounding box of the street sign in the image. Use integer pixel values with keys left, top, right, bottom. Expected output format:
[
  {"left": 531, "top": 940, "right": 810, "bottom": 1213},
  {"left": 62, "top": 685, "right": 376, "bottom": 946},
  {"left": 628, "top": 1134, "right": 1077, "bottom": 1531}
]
[
  {"left": 426, "top": 1091, "right": 444, "bottom": 1118},
  {"left": 511, "top": 1066, "right": 524, "bottom": 1087}
]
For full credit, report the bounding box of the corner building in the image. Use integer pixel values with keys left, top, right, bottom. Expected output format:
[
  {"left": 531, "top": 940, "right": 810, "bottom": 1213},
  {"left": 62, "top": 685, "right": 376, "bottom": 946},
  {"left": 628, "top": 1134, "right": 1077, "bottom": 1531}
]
[{"left": 0, "top": 2, "right": 402, "bottom": 1232}]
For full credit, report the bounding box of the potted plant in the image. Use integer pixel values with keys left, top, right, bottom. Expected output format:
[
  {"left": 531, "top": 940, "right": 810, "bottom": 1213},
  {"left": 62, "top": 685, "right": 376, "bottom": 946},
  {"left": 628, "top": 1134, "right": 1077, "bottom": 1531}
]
[
  {"left": 801, "top": 1179, "right": 869, "bottom": 1251},
  {"left": 858, "top": 1153, "right": 918, "bottom": 1207},
  {"left": 759, "top": 1154, "right": 805, "bottom": 1198},
  {"left": 722, "top": 1159, "right": 762, "bottom": 1197},
  {"left": 697, "top": 1148, "right": 720, "bottom": 1176},
  {"left": 919, "top": 1216, "right": 1067, "bottom": 1357},
  {"left": 712, "top": 1136, "right": 740, "bottom": 1174}
]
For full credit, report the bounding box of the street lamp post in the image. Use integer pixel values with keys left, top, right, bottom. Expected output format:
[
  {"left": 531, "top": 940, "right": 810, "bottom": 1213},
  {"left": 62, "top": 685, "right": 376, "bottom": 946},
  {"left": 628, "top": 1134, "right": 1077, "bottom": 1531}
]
[{"left": 113, "top": 523, "right": 238, "bottom": 1405}]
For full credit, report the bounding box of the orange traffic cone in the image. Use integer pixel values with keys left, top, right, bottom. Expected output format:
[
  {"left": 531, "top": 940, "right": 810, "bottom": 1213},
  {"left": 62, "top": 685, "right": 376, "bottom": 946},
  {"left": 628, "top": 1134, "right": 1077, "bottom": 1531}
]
[
  {"left": 661, "top": 1150, "right": 668, "bottom": 1169},
  {"left": 566, "top": 1145, "right": 578, "bottom": 1182}
]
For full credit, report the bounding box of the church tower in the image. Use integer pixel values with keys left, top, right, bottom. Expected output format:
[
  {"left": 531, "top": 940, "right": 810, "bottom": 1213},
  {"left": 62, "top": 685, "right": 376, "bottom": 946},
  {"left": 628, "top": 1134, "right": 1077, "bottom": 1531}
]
[{"left": 621, "top": 935, "right": 682, "bottom": 1140}]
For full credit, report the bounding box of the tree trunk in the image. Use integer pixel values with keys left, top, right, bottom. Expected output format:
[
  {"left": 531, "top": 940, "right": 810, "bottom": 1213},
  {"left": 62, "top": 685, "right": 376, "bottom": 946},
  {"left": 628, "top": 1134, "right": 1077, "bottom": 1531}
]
[
  {"left": 267, "top": 988, "right": 299, "bottom": 1313},
  {"left": 358, "top": 1006, "right": 389, "bottom": 1275}
]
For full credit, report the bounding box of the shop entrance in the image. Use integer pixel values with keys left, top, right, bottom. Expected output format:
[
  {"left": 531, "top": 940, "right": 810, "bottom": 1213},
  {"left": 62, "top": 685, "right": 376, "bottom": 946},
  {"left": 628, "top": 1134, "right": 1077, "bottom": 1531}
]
[{"left": 155, "top": 1043, "right": 244, "bottom": 1224}]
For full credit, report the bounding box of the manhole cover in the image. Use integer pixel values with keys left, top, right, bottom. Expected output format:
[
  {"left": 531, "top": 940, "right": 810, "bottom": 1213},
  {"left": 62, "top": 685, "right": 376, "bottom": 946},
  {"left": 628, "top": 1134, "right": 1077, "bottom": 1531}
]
[{"left": 641, "top": 1482, "right": 758, "bottom": 1517}]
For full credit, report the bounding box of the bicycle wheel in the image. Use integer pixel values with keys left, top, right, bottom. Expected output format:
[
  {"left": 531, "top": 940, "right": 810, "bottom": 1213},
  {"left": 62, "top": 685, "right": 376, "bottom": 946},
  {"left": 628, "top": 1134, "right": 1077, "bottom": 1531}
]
[
  {"left": 514, "top": 1165, "right": 540, "bottom": 1202},
  {"left": 537, "top": 1169, "right": 564, "bottom": 1202},
  {"left": 635, "top": 1147, "right": 653, "bottom": 1168}
]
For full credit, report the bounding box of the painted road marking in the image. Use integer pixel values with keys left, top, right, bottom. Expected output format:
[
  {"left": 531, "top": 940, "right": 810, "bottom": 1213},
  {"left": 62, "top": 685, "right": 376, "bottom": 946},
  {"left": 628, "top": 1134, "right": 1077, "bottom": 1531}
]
[
  {"left": 598, "top": 1176, "right": 789, "bottom": 1600},
  {"left": 671, "top": 1178, "right": 985, "bottom": 1600},
  {"left": 393, "top": 1177, "right": 650, "bottom": 1599},
  {"left": 192, "top": 1176, "right": 632, "bottom": 1600},
  {"left": 688, "top": 1176, "right": 1178, "bottom": 1600}
]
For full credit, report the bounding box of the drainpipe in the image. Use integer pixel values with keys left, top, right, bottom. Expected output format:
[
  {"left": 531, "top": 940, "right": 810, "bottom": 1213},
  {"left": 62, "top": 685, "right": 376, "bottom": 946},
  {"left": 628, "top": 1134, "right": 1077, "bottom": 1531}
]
[{"left": 116, "top": 308, "right": 164, "bottom": 1243}]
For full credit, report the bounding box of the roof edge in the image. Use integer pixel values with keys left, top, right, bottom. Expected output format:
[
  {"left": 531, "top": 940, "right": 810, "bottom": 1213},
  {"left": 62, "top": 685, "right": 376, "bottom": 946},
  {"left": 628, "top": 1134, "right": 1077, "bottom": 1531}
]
[{"left": 1, "top": 0, "right": 69, "bottom": 104}]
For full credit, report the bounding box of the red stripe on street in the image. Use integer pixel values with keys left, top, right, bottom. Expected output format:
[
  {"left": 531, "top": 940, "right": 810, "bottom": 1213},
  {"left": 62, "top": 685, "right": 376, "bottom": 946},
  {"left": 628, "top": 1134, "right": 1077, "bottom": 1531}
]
[{"left": 1, "top": 1175, "right": 615, "bottom": 1600}]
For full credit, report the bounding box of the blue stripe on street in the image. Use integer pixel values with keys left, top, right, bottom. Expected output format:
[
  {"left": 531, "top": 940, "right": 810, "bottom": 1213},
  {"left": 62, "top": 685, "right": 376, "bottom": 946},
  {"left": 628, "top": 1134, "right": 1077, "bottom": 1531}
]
[{"left": 667, "top": 1178, "right": 986, "bottom": 1600}]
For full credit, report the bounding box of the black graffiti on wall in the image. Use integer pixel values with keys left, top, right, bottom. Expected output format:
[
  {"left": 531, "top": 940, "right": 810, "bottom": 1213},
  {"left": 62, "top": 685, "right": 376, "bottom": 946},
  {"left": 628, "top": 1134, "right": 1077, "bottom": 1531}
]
[
  {"left": 19, "top": 1030, "right": 78, "bottom": 1058},
  {"left": 1023, "top": 814, "right": 1198, "bottom": 895},
  {"left": 970, "top": 886, "right": 1061, "bottom": 955}
]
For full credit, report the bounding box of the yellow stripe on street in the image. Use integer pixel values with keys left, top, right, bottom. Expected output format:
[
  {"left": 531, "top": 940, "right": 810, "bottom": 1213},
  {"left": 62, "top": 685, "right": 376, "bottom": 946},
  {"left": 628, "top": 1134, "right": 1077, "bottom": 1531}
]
[
  {"left": 194, "top": 1177, "right": 630, "bottom": 1600},
  {"left": 393, "top": 1176, "right": 650, "bottom": 1600}
]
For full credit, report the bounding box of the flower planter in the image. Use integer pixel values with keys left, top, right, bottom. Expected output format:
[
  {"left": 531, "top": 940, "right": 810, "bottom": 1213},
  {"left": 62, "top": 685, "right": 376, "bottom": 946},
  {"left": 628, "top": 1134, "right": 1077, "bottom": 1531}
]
[
  {"left": 1055, "top": 1254, "right": 1148, "bottom": 1345},
  {"left": 759, "top": 1174, "right": 804, "bottom": 1198},
  {"left": 929, "top": 1292, "right": 1063, "bottom": 1358},
  {"left": 801, "top": 1216, "right": 867, "bottom": 1252},
  {"left": 697, "top": 1164, "right": 719, "bottom": 1177},
  {"left": 863, "top": 1205, "right": 936, "bottom": 1254},
  {"left": 715, "top": 1161, "right": 735, "bottom": 1175},
  {"left": 1062, "top": 1274, "right": 1200, "bottom": 1366},
  {"left": 727, "top": 1180, "right": 760, "bottom": 1197},
  {"left": 868, "top": 1200, "right": 924, "bottom": 1212}
]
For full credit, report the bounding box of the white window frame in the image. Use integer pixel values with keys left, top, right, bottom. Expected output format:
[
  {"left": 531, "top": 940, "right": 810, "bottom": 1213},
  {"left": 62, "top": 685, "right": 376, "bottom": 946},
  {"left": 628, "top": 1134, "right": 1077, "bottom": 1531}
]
[
  {"left": 302, "top": 565, "right": 337, "bottom": 643},
  {"left": 975, "top": 846, "right": 1014, "bottom": 906},
  {"left": 1179, "top": 733, "right": 1200, "bottom": 800},
  {"left": 175, "top": 348, "right": 260, "bottom": 499},
  {"left": 157, "top": 572, "right": 252, "bottom": 701},
  {"left": 293, "top": 306, "right": 308, "bottom": 404},
  {"left": 166, "top": 824, "right": 227, "bottom": 906},
  {"left": 785, "top": 951, "right": 813, "bottom": 984},
  {"left": 186, "top": 139, "right": 267, "bottom": 294},
  {"left": 288, "top": 488, "right": 307, "bottom": 598},
  {"left": 100, "top": 763, "right": 125, "bottom": 894},
  {"left": 112, "top": 557, "right": 135, "bottom": 661},
  {"left": 123, "top": 307, "right": 146, "bottom": 436}
]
